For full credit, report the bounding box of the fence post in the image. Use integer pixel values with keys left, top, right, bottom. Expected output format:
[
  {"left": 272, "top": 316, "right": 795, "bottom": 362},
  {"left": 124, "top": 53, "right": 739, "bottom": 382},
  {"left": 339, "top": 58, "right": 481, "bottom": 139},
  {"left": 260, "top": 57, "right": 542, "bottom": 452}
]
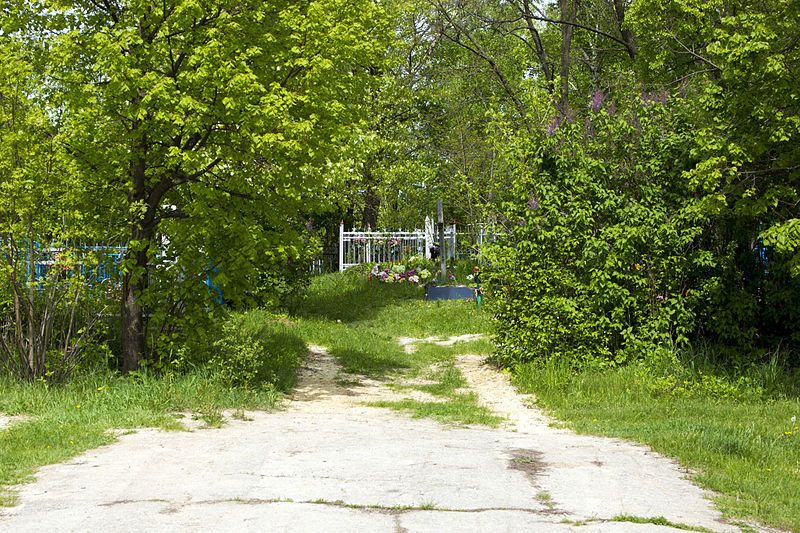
[
  {"left": 437, "top": 200, "right": 446, "bottom": 281},
  {"left": 451, "top": 224, "right": 457, "bottom": 261},
  {"left": 339, "top": 221, "right": 344, "bottom": 272},
  {"left": 366, "top": 225, "right": 371, "bottom": 265}
]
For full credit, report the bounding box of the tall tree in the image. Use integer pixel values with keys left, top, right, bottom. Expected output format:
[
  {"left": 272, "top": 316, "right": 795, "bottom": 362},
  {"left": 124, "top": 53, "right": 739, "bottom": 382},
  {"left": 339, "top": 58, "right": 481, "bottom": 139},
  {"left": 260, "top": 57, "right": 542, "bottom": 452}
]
[{"left": 47, "top": 0, "right": 391, "bottom": 370}]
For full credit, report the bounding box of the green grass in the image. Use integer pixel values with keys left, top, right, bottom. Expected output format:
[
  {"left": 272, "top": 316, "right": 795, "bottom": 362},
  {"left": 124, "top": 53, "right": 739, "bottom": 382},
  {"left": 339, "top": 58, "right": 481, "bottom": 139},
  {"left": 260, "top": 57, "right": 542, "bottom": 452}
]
[
  {"left": 611, "top": 514, "right": 713, "bottom": 532},
  {"left": 561, "top": 515, "right": 713, "bottom": 532},
  {"left": 368, "top": 393, "right": 503, "bottom": 427},
  {"left": 6, "top": 267, "right": 799, "bottom": 532},
  {"left": 514, "top": 362, "right": 800, "bottom": 531},
  {"left": 0, "top": 370, "right": 280, "bottom": 505}
]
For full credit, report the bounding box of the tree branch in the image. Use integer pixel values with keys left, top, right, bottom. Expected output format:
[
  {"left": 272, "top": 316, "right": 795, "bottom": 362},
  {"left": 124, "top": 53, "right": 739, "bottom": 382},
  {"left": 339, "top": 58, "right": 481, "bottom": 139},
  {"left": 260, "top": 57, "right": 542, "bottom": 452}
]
[{"left": 435, "top": 1, "right": 530, "bottom": 128}]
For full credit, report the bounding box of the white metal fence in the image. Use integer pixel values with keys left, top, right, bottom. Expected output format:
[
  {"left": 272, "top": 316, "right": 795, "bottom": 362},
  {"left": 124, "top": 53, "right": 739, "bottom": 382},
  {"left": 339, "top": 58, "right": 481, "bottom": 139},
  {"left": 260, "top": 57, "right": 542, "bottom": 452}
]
[
  {"left": 336, "top": 220, "right": 498, "bottom": 272},
  {"left": 338, "top": 221, "right": 456, "bottom": 271}
]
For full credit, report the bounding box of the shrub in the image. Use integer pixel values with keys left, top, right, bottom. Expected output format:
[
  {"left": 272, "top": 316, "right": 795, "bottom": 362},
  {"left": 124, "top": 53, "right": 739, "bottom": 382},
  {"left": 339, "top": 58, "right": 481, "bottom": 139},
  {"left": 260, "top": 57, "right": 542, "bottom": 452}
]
[
  {"left": 485, "top": 91, "right": 703, "bottom": 368},
  {"left": 0, "top": 256, "right": 114, "bottom": 382},
  {"left": 209, "top": 310, "right": 305, "bottom": 391}
]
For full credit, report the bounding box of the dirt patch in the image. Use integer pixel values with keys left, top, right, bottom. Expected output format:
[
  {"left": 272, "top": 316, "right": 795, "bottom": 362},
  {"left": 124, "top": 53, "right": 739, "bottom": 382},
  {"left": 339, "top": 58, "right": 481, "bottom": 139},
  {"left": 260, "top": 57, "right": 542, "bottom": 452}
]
[
  {"left": 0, "top": 415, "right": 28, "bottom": 431},
  {"left": 507, "top": 449, "right": 546, "bottom": 480},
  {"left": 398, "top": 334, "right": 485, "bottom": 354},
  {"left": 288, "top": 345, "right": 443, "bottom": 412},
  {"left": 454, "top": 354, "right": 551, "bottom": 432}
]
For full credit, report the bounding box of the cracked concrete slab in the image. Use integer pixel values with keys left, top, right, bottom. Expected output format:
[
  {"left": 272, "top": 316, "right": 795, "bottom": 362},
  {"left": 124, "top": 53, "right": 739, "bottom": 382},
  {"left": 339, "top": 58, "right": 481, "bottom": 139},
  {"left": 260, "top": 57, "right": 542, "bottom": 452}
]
[
  {"left": 455, "top": 354, "right": 738, "bottom": 531},
  {"left": 0, "top": 345, "right": 753, "bottom": 532}
]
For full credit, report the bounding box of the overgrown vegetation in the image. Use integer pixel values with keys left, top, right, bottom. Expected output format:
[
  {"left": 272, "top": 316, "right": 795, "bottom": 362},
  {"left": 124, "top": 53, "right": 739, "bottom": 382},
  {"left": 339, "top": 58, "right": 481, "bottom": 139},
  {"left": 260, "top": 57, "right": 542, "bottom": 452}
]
[
  {"left": 2, "top": 0, "right": 800, "bottom": 528},
  {"left": 290, "top": 269, "right": 500, "bottom": 426},
  {"left": 0, "top": 269, "right": 496, "bottom": 506},
  {"left": 210, "top": 311, "right": 304, "bottom": 391},
  {"left": 0, "top": 307, "right": 308, "bottom": 505},
  {"left": 0, "top": 0, "right": 394, "bottom": 373}
]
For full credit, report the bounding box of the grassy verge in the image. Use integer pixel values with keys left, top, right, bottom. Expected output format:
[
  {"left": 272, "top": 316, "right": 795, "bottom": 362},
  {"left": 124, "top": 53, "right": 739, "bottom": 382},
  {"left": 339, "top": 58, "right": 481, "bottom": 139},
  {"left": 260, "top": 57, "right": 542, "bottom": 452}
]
[
  {"left": 0, "top": 309, "right": 308, "bottom": 506},
  {"left": 514, "top": 362, "right": 800, "bottom": 531},
  {"left": 373, "top": 355, "right": 503, "bottom": 427},
  {"left": 290, "top": 269, "right": 499, "bottom": 426},
  {"left": 0, "top": 371, "right": 282, "bottom": 505}
]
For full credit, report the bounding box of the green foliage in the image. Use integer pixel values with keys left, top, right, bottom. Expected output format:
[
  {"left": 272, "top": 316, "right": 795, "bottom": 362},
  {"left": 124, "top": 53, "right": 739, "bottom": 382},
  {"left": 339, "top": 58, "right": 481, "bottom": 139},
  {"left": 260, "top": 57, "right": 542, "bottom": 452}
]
[
  {"left": 288, "top": 266, "right": 421, "bottom": 322},
  {"left": 209, "top": 311, "right": 305, "bottom": 391},
  {"left": 626, "top": 0, "right": 800, "bottom": 355},
  {"left": 0, "top": 31, "right": 116, "bottom": 381},
  {"left": 9, "top": 0, "right": 396, "bottom": 370},
  {"left": 0, "top": 269, "right": 115, "bottom": 382}
]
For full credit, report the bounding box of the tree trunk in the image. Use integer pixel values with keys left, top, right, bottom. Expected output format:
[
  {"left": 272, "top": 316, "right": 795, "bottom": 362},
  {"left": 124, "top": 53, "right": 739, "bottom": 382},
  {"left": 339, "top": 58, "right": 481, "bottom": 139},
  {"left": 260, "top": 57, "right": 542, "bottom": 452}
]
[
  {"left": 521, "top": 0, "right": 554, "bottom": 93},
  {"left": 121, "top": 238, "right": 148, "bottom": 373},
  {"left": 612, "top": 0, "right": 636, "bottom": 59},
  {"left": 121, "top": 146, "right": 149, "bottom": 372},
  {"left": 26, "top": 218, "right": 37, "bottom": 376}
]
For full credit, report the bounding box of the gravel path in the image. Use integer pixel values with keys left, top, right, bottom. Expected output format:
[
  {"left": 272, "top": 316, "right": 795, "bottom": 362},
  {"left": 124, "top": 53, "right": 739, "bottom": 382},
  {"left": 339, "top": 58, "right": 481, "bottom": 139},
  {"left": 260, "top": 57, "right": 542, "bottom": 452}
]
[{"left": 0, "top": 339, "right": 752, "bottom": 532}]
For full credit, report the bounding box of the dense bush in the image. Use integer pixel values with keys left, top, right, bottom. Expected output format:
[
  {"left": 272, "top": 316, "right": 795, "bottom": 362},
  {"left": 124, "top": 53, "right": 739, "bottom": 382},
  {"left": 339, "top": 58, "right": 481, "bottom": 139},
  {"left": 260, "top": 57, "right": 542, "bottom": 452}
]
[
  {"left": 0, "top": 252, "right": 116, "bottom": 382},
  {"left": 486, "top": 88, "right": 800, "bottom": 369},
  {"left": 486, "top": 92, "right": 699, "bottom": 367}
]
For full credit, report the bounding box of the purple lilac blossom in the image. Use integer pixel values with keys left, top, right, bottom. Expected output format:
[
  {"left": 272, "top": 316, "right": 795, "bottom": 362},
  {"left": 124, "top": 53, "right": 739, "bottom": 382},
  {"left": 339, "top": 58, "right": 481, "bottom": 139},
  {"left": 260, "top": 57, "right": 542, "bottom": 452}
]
[
  {"left": 590, "top": 89, "right": 605, "bottom": 111},
  {"left": 546, "top": 116, "right": 562, "bottom": 136}
]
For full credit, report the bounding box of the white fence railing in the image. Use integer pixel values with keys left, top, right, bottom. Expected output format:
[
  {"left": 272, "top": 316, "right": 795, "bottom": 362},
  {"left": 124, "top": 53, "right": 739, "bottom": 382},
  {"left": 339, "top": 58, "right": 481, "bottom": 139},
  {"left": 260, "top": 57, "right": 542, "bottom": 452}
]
[{"left": 339, "top": 220, "right": 456, "bottom": 271}]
